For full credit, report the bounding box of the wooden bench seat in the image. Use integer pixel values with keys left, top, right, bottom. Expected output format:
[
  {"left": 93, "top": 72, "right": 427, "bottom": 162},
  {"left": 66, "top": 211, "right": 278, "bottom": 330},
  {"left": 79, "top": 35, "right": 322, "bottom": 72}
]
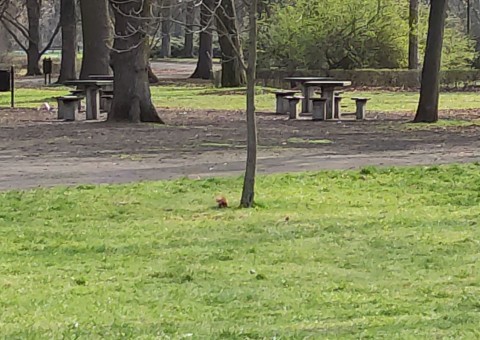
[
  {"left": 56, "top": 95, "right": 84, "bottom": 121},
  {"left": 311, "top": 97, "right": 327, "bottom": 121},
  {"left": 285, "top": 96, "right": 303, "bottom": 119},
  {"left": 69, "top": 90, "right": 84, "bottom": 111},
  {"left": 275, "top": 90, "right": 300, "bottom": 114},
  {"left": 351, "top": 97, "right": 370, "bottom": 120},
  {"left": 101, "top": 94, "right": 114, "bottom": 112},
  {"left": 284, "top": 95, "right": 304, "bottom": 119}
]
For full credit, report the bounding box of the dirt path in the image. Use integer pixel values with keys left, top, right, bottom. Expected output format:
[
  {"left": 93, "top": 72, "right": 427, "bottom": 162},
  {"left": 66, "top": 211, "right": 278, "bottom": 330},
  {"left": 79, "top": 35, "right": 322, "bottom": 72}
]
[
  {"left": 1, "top": 148, "right": 478, "bottom": 191},
  {"left": 1, "top": 108, "right": 479, "bottom": 191}
]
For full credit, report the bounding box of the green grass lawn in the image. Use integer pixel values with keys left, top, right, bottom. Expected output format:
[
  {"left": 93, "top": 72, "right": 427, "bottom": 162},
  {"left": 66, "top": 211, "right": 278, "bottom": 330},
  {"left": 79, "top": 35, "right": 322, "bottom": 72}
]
[
  {"left": 1, "top": 164, "right": 480, "bottom": 338},
  {"left": 2, "top": 85, "right": 480, "bottom": 113}
]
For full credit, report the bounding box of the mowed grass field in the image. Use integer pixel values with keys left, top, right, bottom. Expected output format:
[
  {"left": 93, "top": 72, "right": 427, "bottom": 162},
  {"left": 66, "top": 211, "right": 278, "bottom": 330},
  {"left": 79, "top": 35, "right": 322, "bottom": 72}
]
[
  {"left": 2, "top": 85, "right": 480, "bottom": 113},
  {"left": 1, "top": 164, "right": 480, "bottom": 338}
]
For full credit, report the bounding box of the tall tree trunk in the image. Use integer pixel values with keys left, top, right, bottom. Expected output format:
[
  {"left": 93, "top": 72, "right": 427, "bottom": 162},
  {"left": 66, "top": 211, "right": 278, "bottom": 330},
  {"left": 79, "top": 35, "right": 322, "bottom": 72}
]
[
  {"left": 414, "top": 0, "right": 448, "bottom": 123},
  {"left": 467, "top": 0, "right": 471, "bottom": 34},
  {"left": 408, "top": 0, "right": 419, "bottom": 70},
  {"left": 58, "top": 0, "right": 77, "bottom": 82},
  {"left": 79, "top": 0, "right": 111, "bottom": 79},
  {"left": 182, "top": 0, "right": 194, "bottom": 58},
  {"left": 109, "top": 0, "right": 163, "bottom": 123},
  {"left": 216, "top": 0, "right": 246, "bottom": 87},
  {"left": 240, "top": 0, "right": 258, "bottom": 208},
  {"left": 148, "top": 62, "right": 159, "bottom": 83},
  {"left": 159, "top": 0, "right": 171, "bottom": 58},
  {"left": 190, "top": 0, "right": 213, "bottom": 79},
  {"left": 26, "top": 0, "right": 41, "bottom": 76},
  {"left": 0, "top": 22, "right": 9, "bottom": 54}
]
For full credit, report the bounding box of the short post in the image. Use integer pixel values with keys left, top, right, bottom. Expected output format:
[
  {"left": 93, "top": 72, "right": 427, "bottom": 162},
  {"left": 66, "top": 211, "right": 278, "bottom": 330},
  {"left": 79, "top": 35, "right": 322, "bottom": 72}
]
[
  {"left": 312, "top": 98, "right": 327, "bottom": 121},
  {"left": 10, "top": 66, "right": 14, "bottom": 108},
  {"left": 334, "top": 96, "right": 343, "bottom": 119},
  {"left": 285, "top": 96, "right": 301, "bottom": 119},
  {"left": 352, "top": 98, "right": 369, "bottom": 120},
  {"left": 301, "top": 85, "right": 314, "bottom": 113},
  {"left": 57, "top": 98, "right": 65, "bottom": 120},
  {"left": 323, "top": 87, "right": 335, "bottom": 120},
  {"left": 85, "top": 87, "right": 100, "bottom": 120}
]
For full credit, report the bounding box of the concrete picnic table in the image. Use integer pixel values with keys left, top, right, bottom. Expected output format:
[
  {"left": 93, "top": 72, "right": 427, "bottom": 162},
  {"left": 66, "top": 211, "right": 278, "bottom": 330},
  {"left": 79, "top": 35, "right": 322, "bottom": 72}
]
[
  {"left": 63, "top": 80, "right": 113, "bottom": 120},
  {"left": 88, "top": 75, "right": 114, "bottom": 81},
  {"left": 284, "top": 76, "right": 333, "bottom": 113},
  {"left": 304, "top": 80, "right": 351, "bottom": 119}
]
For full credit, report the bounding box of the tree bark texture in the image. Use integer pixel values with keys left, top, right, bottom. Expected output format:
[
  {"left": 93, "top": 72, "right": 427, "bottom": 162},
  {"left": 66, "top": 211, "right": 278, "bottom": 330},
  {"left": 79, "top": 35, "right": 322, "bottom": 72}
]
[
  {"left": 216, "top": 0, "right": 246, "bottom": 87},
  {"left": 58, "top": 0, "right": 77, "bottom": 82},
  {"left": 182, "top": 0, "right": 194, "bottom": 58},
  {"left": 0, "top": 21, "right": 10, "bottom": 53},
  {"left": 190, "top": 0, "right": 213, "bottom": 79},
  {"left": 160, "top": 0, "right": 171, "bottom": 58},
  {"left": 109, "top": 0, "right": 163, "bottom": 123},
  {"left": 26, "top": 0, "right": 41, "bottom": 75},
  {"left": 148, "top": 62, "right": 159, "bottom": 83},
  {"left": 408, "top": 0, "right": 419, "bottom": 70},
  {"left": 79, "top": 0, "right": 112, "bottom": 79},
  {"left": 240, "top": 0, "right": 258, "bottom": 208},
  {"left": 414, "top": 0, "right": 447, "bottom": 123}
]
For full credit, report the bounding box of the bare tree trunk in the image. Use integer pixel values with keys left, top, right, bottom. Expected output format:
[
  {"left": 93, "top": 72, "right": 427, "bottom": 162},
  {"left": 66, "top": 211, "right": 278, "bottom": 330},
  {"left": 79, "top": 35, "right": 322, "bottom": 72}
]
[
  {"left": 182, "top": 0, "right": 194, "bottom": 58},
  {"left": 0, "top": 21, "right": 9, "bottom": 54},
  {"left": 191, "top": 0, "right": 213, "bottom": 79},
  {"left": 240, "top": 0, "right": 258, "bottom": 208},
  {"left": 26, "top": 0, "right": 41, "bottom": 75},
  {"left": 79, "top": 0, "right": 111, "bottom": 79},
  {"left": 414, "top": 0, "right": 448, "bottom": 123},
  {"left": 216, "top": 0, "right": 246, "bottom": 87},
  {"left": 109, "top": 0, "right": 163, "bottom": 123},
  {"left": 159, "top": 0, "right": 171, "bottom": 58},
  {"left": 58, "top": 0, "right": 77, "bottom": 82},
  {"left": 408, "top": 0, "right": 419, "bottom": 69},
  {"left": 148, "top": 62, "right": 159, "bottom": 83}
]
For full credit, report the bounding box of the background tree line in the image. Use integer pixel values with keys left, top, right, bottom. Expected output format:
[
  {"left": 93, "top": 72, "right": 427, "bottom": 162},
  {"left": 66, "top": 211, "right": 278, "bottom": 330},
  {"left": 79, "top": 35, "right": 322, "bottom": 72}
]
[
  {"left": 1, "top": 0, "right": 479, "bottom": 81},
  {"left": 260, "top": 0, "right": 479, "bottom": 71}
]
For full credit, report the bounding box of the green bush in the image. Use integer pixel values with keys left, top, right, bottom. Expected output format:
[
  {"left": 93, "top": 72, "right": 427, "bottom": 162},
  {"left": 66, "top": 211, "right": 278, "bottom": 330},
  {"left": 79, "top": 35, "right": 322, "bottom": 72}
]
[{"left": 259, "top": 0, "right": 477, "bottom": 70}]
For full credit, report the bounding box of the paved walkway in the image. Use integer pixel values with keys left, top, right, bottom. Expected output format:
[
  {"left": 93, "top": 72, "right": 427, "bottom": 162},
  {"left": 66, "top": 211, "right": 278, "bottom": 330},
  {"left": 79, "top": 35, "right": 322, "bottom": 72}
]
[{"left": 1, "top": 147, "right": 478, "bottom": 191}]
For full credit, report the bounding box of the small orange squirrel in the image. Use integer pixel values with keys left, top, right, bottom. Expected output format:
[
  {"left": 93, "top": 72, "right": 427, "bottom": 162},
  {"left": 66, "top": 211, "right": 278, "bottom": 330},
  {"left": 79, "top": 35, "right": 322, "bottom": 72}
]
[{"left": 216, "top": 196, "right": 228, "bottom": 208}]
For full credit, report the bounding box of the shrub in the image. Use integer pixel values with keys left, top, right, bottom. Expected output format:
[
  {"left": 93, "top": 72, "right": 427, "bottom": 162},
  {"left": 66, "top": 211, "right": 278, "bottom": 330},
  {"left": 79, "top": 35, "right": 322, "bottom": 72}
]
[{"left": 259, "top": 0, "right": 477, "bottom": 70}]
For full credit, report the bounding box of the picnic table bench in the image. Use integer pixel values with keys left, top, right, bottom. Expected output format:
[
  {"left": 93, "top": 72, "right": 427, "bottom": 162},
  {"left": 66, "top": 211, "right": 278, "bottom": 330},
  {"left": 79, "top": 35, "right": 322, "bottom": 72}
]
[
  {"left": 63, "top": 80, "right": 113, "bottom": 120},
  {"left": 303, "top": 80, "right": 352, "bottom": 119},
  {"left": 284, "top": 76, "right": 332, "bottom": 113},
  {"left": 56, "top": 95, "right": 84, "bottom": 121},
  {"left": 88, "top": 75, "right": 114, "bottom": 81}
]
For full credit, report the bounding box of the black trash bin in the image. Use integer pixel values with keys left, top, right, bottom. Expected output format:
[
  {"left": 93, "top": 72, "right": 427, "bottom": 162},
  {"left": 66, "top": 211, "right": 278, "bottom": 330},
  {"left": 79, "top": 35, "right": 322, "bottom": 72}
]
[
  {"left": 0, "top": 70, "right": 10, "bottom": 92},
  {"left": 43, "top": 58, "right": 53, "bottom": 75}
]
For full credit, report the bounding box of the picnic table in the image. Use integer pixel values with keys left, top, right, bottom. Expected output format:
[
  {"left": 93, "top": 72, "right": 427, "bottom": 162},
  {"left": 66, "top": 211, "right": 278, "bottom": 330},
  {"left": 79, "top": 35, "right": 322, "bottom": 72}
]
[
  {"left": 88, "top": 75, "right": 114, "bottom": 93},
  {"left": 63, "top": 80, "right": 113, "bottom": 120},
  {"left": 304, "top": 80, "right": 351, "bottom": 119},
  {"left": 284, "top": 76, "right": 332, "bottom": 113},
  {"left": 88, "top": 75, "right": 114, "bottom": 81}
]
